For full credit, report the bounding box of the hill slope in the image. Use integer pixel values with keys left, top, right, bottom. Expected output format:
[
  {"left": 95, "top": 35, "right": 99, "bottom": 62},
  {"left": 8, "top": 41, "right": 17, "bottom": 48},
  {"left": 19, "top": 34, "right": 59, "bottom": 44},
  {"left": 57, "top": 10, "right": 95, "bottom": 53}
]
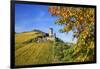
[
  {"left": 15, "top": 30, "right": 74, "bottom": 66},
  {"left": 15, "top": 31, "right": 54, "bottom": 66}
]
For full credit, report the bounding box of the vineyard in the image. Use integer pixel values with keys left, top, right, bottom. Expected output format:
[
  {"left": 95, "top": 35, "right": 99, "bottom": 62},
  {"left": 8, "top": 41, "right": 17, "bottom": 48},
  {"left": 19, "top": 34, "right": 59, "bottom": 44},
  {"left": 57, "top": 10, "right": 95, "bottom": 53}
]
[{"left": 15, "top": 31, "right": 54, "bottom": 66}]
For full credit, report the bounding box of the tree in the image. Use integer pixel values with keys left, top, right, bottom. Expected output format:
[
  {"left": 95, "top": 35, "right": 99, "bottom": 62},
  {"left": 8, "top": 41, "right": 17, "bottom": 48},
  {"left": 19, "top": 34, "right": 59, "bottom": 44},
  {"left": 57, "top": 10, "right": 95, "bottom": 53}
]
[{"left": 48, "top": 6, "right": 95, "bottom": 62}]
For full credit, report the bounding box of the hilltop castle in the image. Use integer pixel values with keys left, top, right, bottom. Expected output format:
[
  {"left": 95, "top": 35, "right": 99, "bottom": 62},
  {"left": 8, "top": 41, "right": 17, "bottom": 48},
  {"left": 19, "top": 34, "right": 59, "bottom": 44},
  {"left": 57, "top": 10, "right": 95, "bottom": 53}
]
[
  {"left": 36, "top": 28, "right": 56, "bottom": 42},
  {"left": 47, "top": 28, "right": 56, "bottom": 41}
]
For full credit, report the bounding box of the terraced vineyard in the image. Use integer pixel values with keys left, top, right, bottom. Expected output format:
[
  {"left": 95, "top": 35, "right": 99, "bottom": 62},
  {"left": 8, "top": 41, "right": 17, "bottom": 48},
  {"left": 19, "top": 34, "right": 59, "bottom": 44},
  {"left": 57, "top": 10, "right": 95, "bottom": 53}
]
[{"left": 15, "top": 31, "right": 54, "bottom": 66}]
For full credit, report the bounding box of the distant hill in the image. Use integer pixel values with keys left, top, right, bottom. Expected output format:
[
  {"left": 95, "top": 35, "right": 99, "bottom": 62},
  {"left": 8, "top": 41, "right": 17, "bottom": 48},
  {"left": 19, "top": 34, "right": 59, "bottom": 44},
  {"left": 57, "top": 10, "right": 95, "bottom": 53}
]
[
  {"left": 32, "top": 29, "right": 49, "bottom": 37},
  {"left": 32, "top": 29, "right": 46, "bottom": 33}
]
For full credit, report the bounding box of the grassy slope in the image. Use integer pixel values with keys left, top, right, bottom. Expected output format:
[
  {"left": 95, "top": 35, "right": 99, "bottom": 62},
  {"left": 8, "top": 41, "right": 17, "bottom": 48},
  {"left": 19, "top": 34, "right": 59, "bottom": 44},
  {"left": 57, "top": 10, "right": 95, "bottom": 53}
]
[{"left": 15, "top": 31, "right": 54, "bottom": 66}]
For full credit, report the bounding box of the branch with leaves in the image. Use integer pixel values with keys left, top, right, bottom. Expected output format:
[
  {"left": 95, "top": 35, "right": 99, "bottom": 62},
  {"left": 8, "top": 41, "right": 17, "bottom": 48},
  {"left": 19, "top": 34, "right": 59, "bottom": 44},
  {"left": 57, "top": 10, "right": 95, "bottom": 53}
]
[{"left": 48, "top": 6, "right": 95, "bottom": 61}]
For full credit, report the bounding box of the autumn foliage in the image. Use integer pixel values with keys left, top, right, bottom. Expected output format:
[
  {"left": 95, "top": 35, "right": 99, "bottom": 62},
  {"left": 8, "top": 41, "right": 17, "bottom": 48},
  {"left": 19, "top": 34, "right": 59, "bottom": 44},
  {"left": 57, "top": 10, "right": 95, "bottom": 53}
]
[{"left": 48, "top": 6, "right": 95, "bottom": 62}]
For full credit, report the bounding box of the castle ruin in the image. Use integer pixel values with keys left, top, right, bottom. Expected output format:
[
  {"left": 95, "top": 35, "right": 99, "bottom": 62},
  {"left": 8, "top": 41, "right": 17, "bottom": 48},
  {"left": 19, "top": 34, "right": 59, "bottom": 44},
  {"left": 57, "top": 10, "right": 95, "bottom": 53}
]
[
  {"left": 36, "top": 28, "right": 56, "bottom": 43},
  {"left": 47, "top": 28, "right": 56, "bottom": 41}
]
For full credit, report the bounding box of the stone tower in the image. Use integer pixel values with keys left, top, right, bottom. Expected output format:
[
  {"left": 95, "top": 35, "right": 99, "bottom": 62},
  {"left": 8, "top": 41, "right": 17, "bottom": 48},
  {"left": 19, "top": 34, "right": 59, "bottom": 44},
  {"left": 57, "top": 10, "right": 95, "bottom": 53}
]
[
  {"left": 49, "top": 28, "right": 53, "bottom": 37},
  {"left": 47, "top": 28, "right": 56, "bottom": 41}
]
